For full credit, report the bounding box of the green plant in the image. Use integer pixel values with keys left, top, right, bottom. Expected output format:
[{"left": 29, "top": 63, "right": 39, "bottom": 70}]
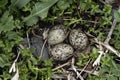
[{"left": 0, "top": 0, "right": 120, "bottom": 80}]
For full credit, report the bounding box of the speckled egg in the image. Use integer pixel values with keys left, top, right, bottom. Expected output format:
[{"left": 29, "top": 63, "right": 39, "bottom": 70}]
[
  {"left": 48, "top": 25, "right": 67, "bottom": 45},
  {"left": 51, "top": 43, "right": 74, "bottom": 61},
  {"left": 69, "top": 29, "right": 88, "bottom": 50}
]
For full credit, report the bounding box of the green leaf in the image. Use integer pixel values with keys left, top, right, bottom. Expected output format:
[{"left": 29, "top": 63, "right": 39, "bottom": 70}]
[
  {"left": 0, "top": 54, "right": 10, "bottom": 68},
  {"left": 0, "top": 56, "right": 5, "bottom": 68},
  {"left": 107, "top": 75, "right": 118, "bottom": 80},
  {"left": 103, "top": 4, "right": 112, "bottom": 16},
  {"left": 90, "top": 5, "right": 101, "bottom": 14},
  {"left": 114, "top": 11, "right": 120, "bottom": 22},
  {"left": 0, "top": 72, "right": 11, "bottom": 80},
  {"left": 111, "top": 68, "right": 120, "bottom": 76},
  {"left": 40, "top": 0, "right": 55, "bottom": 2},
  {"left": 0, "top": 11, "right": 16, "bottom": 33},
  {"left": 57, "top": 0, "right": 70, "bottom": 10},
  {"left": 90, "top": 47, "right": 99, "bottom": 59},
  {"left": 44, "top": 60, "right": 53, "bottom": 67},
  {"left": 23, "top": 0, "right": 58, "bottom": 26},
  {"left": 0, "top": 0, "right": 8, "bottom": 7},
  {"left": 0, "top": 40, "right": 5, "bottom": 47},
  {"left": 10, "top": 0, "right": 31, "bottom": 9}
]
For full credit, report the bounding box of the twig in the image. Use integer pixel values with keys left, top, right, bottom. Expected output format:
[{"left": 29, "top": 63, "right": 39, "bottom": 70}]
[
  {"left": 9, "top": 50, "right": 20, "bottom": 73},
  {"left": 19, "top": 44, "right": 25, "bottom": 49},
  {"left": 69, "top": 68, "right": 99, "bottom": 76},
  {"left": 39, "top": 28, "right": 49, "bottom": 58},
  {"left": 92, "top": 36, "right": 120, "bottom": 66},
  {"left": 40, "top": 39, "right": 47, "bottom": 58},
  {"left": 79, "top": 69, "right": 99, "bottom": 76},
  {"left": 15, "top": 50, "right": 20, "bottom": 62},
  {"left": 95, "top": 38, "right": 120, "bottom": 57},
  {"left": 93, "top": 51, "right": 104, "bottom": 66},
  {"left": 11, "top": 67, "right": 19, "bottom": 80},
  {"left": 26, "top": 33, "right": 31, "bottom": 49},
  {"left": 115, "top": 58, "right": 120, "bottom": 62},
  {"left": 93, "top": 41, "right": 106, "bottom": 66},
  {"left": 32, "top": 29, "right": 42, "bottom": 39},
  {"left": 80, "top": 59, "right": 91, "bottom": 74},
  {"left": 67, "top": 74, "right": 71, "bottom": 80},
  {"left": 67, "top": 73, "right": 76, "bottom": 80},
  {"left": 52, "top": 61, "right": 71, "bottom": 71},
  {"left": 93, "top": 17, "right": 99, "bottom": 28},
  {"left": 51, "top": 74, "right": 66, "bottom": 79},
  {"left": 71, "top": 58, "right": 84, "bottom": 80},
  {"left": 42, "top": 28, "right": 49, "bottom": 40},
  {"left": 105, "top": 19, "right": 117, "bottom": 43},
  {"left": 92, "top": 17, "right": 119, "bottom": 66},
  {"left": 61, "top": 68, "right": 71, "bottom": 80}
]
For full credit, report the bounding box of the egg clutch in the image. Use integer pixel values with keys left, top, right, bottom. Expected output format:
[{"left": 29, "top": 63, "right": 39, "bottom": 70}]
[{"left": 47, "top": 25, "right": 88, "bottom": 61}]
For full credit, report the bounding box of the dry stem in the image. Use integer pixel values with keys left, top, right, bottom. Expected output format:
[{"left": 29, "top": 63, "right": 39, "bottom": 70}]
[
  {"left": 71, "top": 58, "right": 84, "bottom": 80},
  {"left": 26, "top": 33, "right": 31, "bottom": 49},
  {"left": 105, "top": 19, "right": 117, "bottom": 44},
  {"left": 80, "top": 59, "right": 91, "bottom": 74},
  {"left": 40, "top": 39, "right": 47, "bottom": 58},
  {"left": 52, "top": 61, "right": 71, "bottom": 71},
  {"left": 93, "top": 17, "right": 120, "bottom": 66}
]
